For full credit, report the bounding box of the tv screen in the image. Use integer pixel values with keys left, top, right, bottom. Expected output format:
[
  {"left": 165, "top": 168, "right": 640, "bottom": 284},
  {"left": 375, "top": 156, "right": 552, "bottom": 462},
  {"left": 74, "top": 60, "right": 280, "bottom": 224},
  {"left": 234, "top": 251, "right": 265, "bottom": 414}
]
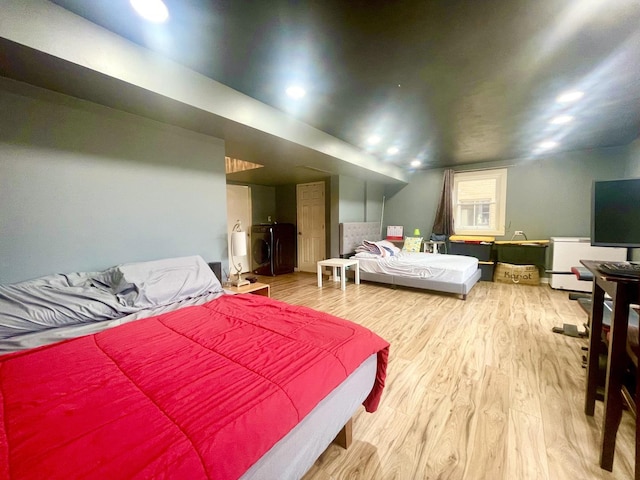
[{"left": 591, "top": 178, "right": 640, "bottom": 248}]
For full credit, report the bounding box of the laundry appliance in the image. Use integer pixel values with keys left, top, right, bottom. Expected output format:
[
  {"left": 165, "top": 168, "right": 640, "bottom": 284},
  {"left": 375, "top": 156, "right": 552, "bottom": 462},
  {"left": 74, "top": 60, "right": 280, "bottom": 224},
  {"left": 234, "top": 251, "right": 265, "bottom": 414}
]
[{"left": 251, "top": 223, "right": 296, "bottom": 276}]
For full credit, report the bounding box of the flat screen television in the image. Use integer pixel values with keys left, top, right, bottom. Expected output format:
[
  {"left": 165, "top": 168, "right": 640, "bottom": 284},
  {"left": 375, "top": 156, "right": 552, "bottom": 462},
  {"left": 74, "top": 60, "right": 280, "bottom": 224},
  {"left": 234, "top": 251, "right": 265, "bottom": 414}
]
[{"left": 591, "top": 178, "right": 640, "bottom": 248}]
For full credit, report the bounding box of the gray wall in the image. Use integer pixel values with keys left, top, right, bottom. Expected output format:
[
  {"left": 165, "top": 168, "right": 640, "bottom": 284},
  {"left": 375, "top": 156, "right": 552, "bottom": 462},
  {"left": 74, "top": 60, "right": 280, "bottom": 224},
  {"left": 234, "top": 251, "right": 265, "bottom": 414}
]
[
  {"left": 335, "top": 176, "right": 385, "bottom": 224},
  {"left": 250, "top": 184, "right": 276, "bottom": 225},
  {"left": 383, "top": 146, "right": 632, "bottom": 241},
  {"left": 365, "top": 182, "right": 385, "bottom": 225},
  {"left": 275, "top": 184, "right": 297, "bottom": 225},
  {"left": 338, "top": 176, "right": 366, "bottom": 222},
  {"left": 327, "top": 176, "right": 386, "bottom": 256},
  {"left": 504, "top": 148, "right": 629, "bottom": 239},
  {"left": 626, "top": 138, "right": 640, "bottom": 178},
  {"left": 0, "top": 78, "right": 227, "bottom": 284},
  {"left": 383, "top": 170, "right": 444, "bottom": 239}
]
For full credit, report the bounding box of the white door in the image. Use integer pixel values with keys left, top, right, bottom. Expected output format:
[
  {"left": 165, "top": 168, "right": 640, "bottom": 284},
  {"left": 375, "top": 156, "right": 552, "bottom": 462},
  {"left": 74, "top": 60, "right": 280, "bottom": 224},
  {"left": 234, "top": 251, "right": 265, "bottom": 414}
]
[
  {"left": 297, "top": 182, "right": 325, "bottom": 272},
  {"left": 226, "top": 185, "right": 252, "bottom": 279}
]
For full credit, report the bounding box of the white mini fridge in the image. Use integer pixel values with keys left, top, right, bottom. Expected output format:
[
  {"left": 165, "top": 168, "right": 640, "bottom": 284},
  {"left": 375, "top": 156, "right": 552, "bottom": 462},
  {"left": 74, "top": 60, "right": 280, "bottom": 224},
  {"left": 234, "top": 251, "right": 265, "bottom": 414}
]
[{"left": 550, "top": 237, "right": 627, "bottom": 292}]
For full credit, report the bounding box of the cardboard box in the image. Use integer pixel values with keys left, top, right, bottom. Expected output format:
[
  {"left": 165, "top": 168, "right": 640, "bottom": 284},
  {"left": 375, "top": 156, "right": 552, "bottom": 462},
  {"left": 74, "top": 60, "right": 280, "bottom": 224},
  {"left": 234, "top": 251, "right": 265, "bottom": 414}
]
[{"left": 494, "top": 262, "right": 540, "bottom": 285}]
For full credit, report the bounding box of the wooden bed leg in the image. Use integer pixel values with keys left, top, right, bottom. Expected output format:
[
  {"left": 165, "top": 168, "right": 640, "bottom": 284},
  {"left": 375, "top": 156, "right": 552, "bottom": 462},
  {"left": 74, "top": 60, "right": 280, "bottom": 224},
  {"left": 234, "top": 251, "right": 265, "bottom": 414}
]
[
  {"left": 462, "top": 294, "right": 467, "bottom": 300},
  {"left": 333, "top": 418, "right": 353, "bottom": 449}
]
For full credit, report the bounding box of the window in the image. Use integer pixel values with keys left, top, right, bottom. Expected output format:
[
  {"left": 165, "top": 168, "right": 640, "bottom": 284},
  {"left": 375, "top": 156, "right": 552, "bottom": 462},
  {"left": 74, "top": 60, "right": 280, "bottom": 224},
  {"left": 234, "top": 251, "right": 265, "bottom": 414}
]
[{"left": 453, "top": 168, "right": 507, "bottom": 236}]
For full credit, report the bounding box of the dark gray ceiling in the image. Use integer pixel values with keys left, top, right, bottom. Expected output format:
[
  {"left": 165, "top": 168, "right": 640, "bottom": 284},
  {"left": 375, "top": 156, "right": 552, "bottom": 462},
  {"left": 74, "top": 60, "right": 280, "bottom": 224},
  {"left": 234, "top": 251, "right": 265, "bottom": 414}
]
[{"left": 48, "top": 0, "right": 640, "bottom": 174}]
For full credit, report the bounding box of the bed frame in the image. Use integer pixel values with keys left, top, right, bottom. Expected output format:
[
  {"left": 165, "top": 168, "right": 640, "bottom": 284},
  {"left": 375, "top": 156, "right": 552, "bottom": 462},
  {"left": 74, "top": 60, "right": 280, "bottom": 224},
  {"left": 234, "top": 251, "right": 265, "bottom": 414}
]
[{"left": 339, "top": 222, "right": 481, "bottom": 300}]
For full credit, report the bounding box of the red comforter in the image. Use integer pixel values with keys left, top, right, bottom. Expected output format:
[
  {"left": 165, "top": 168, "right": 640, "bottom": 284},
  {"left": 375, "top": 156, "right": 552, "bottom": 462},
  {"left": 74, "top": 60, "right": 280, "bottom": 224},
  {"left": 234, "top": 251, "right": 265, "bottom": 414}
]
[{"left": 0, "top": 294, "right": 389, "bottom": 479}]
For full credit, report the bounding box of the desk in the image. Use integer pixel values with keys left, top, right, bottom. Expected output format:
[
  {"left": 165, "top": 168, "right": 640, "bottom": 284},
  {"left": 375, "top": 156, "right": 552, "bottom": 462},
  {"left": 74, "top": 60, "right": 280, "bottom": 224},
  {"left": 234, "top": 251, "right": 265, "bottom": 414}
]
[
  {"left": 581, "top": 260, "right": 640, "bottom": 475},
  {"left": 317, "top": 259, "right": 359, "bottom": 291}
]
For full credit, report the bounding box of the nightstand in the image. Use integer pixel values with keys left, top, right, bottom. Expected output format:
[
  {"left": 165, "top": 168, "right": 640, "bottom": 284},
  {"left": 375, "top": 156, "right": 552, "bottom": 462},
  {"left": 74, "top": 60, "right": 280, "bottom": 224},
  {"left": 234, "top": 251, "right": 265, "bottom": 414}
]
[{"left": 225, "top": 282, "right": 270, "bottom": 297}]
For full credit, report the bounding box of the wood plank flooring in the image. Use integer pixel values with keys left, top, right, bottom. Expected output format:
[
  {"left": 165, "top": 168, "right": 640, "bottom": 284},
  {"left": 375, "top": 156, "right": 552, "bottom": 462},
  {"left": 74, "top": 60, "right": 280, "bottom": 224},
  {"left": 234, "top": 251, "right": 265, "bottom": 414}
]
[{"left": 256, "top": 272, "right": 635, "bottom": 480}]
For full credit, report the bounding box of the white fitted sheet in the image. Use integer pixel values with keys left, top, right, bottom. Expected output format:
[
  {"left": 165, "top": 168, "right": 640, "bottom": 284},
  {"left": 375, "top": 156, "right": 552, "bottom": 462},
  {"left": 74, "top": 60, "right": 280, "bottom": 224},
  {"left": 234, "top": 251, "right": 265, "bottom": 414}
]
[{"left": 355, "top": 252, "right": 478, "bottom": 283}]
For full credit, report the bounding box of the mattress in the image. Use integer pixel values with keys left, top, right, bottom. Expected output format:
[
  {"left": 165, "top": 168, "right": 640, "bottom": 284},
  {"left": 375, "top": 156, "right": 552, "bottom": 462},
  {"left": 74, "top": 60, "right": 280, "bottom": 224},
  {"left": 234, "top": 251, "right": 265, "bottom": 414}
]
[{"left": 356, "top": 252, "right": 479, "bottom": 283}]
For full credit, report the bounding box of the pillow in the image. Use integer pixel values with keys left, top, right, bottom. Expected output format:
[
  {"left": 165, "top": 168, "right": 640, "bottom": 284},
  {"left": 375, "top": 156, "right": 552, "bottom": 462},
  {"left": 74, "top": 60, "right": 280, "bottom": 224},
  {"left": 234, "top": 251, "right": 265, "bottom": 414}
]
[
  {"left": 0, "top": 256, "right": 222, "bottom": 342},
  {"left": 0, "top": 273, "right": 125, "bottom": 341},
  {"left": 108, "top": 255, "right": 222, "bottom": 308},
  {"left": 402, "top": 237, "right": 423, "bottom": 252}
]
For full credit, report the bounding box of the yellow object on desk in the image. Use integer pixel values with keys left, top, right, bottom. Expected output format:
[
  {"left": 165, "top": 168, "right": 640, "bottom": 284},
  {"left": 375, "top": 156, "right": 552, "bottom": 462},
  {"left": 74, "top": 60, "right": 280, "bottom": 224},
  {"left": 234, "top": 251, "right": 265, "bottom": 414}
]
[{"left": 449, "top": 235, "right": 495, "bottom": 242}]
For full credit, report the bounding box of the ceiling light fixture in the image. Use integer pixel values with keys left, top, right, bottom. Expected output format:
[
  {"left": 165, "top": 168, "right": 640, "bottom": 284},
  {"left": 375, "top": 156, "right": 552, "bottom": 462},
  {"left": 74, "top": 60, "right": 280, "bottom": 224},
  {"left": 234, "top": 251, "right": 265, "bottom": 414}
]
[
  {"left": 538, "top": 140, "right": 558, "bottom": 150},
  {"left": 410, "top": 159, "right": 422, "bottom": 168},
  {"left": 387, "top": 146, "right": 399, "bottom": 155},
  {"left": 285, "top": 85, "right": 306, "bottom": 99},
  {"left": 130, "top": 0, "right": 169, "bottom": 23},
  {"left": 367, "top": 135, "right": 381, "bottom": 145},
  {"left": 550, "top": 115, "right": 574, "bottom": 125},
  {"left": 556, "top": 90, "right": 584, "bottom": 103}
]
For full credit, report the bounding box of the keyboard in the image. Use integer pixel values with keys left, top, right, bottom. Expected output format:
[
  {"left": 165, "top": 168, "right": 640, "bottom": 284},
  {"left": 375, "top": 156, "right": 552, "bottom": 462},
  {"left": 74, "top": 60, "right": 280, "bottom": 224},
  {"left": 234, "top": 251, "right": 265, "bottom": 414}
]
[{"left": 598, "top": 262, "right": 640, "bottom": 279}]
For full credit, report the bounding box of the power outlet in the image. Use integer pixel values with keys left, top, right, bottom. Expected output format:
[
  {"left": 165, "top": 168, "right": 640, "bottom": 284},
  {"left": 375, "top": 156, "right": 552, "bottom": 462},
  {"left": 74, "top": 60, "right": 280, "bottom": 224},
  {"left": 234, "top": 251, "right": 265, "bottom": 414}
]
[{"left": 514, "top": 230, "right": 524, "bottom": 236}]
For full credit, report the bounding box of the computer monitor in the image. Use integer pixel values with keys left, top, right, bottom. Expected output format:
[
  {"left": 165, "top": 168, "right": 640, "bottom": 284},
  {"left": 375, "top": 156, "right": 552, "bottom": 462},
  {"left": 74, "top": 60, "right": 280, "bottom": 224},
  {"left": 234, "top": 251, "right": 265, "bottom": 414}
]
[{"left": 591, "top": 178, "right": 640, "bottom": 248}]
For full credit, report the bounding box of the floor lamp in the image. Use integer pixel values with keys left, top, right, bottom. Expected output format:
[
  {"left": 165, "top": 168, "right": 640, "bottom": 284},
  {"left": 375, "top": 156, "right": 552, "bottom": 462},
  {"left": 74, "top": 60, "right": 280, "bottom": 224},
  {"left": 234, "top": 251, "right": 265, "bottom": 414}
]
[{"left": 230, "top": 220, "right": 250, "bottom": 287}]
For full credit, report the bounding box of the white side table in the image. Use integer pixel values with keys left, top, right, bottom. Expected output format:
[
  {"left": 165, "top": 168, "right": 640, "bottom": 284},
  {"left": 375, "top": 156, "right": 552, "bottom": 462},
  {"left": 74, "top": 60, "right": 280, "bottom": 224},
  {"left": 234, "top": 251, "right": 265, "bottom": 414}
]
[{"left": 317, "top": 258, "right": 360, "bottom": 291}]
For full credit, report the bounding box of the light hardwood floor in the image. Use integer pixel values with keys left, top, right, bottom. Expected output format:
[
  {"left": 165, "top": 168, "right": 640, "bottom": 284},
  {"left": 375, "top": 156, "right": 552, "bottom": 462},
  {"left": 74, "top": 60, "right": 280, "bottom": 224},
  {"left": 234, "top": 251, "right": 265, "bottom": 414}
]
[{"left": 256, "top": 272, "right": 635, "bottom": 480}]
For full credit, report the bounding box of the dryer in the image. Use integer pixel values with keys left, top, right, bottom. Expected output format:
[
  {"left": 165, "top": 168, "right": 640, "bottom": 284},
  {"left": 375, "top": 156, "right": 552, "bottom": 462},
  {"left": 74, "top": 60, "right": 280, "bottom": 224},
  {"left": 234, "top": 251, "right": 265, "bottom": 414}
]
[{"left": 251, "top": 223, "right": 296, "bottom": 276}]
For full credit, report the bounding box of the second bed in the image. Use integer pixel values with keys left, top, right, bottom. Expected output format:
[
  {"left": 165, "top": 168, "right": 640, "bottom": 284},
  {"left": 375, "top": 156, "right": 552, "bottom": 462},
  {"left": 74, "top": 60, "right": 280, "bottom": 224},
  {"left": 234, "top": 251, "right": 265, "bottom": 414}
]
[{"left": 339, "top": 222, "right": 481, "bottom": 299}]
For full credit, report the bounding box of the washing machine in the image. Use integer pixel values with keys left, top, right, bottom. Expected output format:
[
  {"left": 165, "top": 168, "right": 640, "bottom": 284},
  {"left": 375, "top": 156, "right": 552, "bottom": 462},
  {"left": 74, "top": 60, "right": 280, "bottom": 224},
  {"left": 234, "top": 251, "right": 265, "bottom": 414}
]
[{"left": 251, "top": 223, "right": 296, "bottom": 276}]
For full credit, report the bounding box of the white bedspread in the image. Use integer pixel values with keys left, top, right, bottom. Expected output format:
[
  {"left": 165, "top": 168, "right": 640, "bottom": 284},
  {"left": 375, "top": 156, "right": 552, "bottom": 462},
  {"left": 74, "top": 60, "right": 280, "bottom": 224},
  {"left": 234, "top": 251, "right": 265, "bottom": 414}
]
[{"left": 354, "top": 252, "right": 478, "bottom": 283}]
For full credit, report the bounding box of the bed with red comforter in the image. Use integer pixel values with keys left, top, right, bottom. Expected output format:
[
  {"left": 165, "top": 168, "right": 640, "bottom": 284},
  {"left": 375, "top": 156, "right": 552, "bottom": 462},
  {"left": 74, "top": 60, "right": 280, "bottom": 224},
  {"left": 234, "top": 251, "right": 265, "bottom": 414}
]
[{"left": 0, "top": 275, "right": 388, "bottom": 479}]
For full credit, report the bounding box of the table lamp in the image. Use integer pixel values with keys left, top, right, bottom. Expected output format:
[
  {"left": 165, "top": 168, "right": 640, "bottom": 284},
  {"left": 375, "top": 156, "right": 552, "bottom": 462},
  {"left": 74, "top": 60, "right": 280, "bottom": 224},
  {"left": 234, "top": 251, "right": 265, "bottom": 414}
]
[
  {"left": 230, "top": 220, "right": 250, "bottom": 287},
  {"left": 414, "top": 228, "right": 421, "bottom": 236}
]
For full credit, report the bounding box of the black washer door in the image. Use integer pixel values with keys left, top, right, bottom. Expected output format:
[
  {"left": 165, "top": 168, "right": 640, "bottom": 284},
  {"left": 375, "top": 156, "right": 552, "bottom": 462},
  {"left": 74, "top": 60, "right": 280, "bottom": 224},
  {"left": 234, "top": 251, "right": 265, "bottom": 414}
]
[{"left": 252, "top": 238, "right": 271, "bottom": 266}]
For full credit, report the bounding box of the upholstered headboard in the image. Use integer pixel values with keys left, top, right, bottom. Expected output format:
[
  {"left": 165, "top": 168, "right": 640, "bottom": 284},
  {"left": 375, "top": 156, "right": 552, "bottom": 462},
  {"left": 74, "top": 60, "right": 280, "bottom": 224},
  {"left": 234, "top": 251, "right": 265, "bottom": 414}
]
[{"left": 339, "top": 222, "right": 382, "bottom": 256}]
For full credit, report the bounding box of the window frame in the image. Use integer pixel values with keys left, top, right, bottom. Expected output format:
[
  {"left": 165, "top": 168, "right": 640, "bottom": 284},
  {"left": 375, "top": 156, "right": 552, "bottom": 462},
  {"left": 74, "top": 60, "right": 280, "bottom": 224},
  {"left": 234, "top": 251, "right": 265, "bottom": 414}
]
[{"left": 452, "top": 168, "right": 507, "bottom": 236}]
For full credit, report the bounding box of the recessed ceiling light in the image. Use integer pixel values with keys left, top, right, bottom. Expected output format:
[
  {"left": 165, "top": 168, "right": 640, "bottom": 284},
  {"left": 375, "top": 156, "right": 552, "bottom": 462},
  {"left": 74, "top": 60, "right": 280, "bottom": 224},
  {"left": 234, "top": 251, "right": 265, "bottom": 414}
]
[
  {"left": 130, "top": 0, "right": 169, "bottom": 23},
  {"left": 285, "top": 85, "right": 306, "bottom": 99},
  {"left": 538, "top": 140, "right": 558, "bottom": 150},
  {"left": 556, "top": 91, "right": 584, "bottom": 103},
  {"left": 550, "top": 115, "right": 574, "bottom": 125},
  {"left": 410, "top": 159, "right": 422, "bottom": 168},
  {"left": 367, "top": 135, "right": 381, "bottom": 145},
  {"left": 387, "top": 146, "right": 399, "bottom": 155}
]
